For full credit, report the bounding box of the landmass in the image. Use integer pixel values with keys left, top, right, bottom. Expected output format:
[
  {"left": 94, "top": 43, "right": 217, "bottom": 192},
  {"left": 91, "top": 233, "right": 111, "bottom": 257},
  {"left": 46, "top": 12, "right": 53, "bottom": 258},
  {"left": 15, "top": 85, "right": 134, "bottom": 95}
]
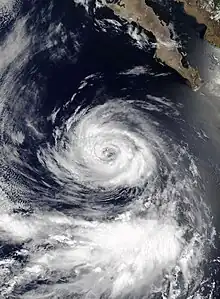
[
  {"left": 102, "top": 0, "right": 203, "bottom": 90},
  {"left": 176, "top": 0, "right": 220, "bottom": 47}
]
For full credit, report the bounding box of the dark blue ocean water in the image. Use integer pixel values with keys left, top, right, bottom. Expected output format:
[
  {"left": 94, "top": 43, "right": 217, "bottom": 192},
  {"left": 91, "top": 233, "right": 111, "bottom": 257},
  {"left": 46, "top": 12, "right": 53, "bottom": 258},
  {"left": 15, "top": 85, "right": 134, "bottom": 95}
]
[{"left": 0, "top": 0, "right": 220, "bottom": 297}]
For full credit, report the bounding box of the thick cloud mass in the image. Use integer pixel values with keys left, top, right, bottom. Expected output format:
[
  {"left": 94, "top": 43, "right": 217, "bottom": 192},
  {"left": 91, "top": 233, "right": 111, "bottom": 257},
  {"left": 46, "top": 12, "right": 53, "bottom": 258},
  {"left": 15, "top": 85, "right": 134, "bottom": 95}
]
[{"left": 0, "top": 1, "right": 218, "bottom": 298}]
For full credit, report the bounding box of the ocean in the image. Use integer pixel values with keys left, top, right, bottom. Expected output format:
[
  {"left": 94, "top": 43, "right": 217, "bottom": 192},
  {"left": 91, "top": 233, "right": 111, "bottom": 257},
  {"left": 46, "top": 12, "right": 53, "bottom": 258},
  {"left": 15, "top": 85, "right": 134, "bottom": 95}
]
[{"left": 0, "top": 0, "right": 219, "bottom": 298}]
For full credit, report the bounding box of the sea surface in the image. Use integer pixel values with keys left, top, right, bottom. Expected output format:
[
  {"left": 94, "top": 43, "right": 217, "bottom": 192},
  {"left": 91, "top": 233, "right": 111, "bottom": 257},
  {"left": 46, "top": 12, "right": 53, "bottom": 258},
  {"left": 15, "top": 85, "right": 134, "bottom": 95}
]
[{"left": 0, "top": 0, "right": 220, "bottom": 298}]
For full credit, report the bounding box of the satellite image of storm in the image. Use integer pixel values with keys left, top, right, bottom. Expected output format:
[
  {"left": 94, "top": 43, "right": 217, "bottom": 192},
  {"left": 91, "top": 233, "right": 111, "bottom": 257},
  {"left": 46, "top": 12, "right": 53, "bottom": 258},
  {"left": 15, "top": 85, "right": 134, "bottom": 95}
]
[{"left": 0, "top": 0, "right": 220, "bottom": 298}]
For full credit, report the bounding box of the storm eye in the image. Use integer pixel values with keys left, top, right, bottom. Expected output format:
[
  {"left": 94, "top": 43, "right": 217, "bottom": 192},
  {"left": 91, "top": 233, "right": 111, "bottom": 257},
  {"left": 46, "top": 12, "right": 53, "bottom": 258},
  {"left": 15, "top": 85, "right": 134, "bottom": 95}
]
[{"left": 101, "top": 147, "right": 117, "bottom": 161}]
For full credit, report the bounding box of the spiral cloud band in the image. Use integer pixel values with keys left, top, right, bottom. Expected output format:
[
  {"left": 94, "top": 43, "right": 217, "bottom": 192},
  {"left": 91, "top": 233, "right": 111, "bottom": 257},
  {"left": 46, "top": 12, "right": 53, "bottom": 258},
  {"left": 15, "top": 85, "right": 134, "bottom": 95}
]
[
  {"left": 32, "top": 97, "right": 214, "bottom": 298},
  {"left": 0, "top": 3, "right": 216, "bottom": 296},
  {"left": 39, "top": 101, "right": 158, "bottom": 189}
]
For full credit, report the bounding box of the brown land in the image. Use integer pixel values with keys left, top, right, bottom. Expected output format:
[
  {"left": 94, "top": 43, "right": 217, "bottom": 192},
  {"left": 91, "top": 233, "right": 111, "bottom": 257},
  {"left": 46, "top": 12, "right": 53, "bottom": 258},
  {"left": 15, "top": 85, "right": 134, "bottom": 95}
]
[
  {"left": 102, "top": 0, "right": 203, "bottom": 90},
  {"left": 176, "top": 0, "right": 220, "bottom": 47}
]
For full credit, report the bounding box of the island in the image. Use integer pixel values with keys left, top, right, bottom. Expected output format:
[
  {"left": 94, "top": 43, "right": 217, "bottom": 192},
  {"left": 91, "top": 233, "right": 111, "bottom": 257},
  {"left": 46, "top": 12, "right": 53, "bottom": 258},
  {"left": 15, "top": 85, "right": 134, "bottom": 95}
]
[{"left": 101, "top": 0, "right": 203, "bottom": 90}]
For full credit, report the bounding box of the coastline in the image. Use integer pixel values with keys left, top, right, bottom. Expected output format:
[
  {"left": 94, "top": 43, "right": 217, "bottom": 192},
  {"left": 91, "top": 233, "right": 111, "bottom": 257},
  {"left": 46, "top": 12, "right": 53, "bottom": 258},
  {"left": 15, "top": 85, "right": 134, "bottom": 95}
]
[
  {"left": 176, "top": 0, "right": 220, "bottom": 47},
  {"left": 102, "top": 0, "right": 203, "bottom": 90}
]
